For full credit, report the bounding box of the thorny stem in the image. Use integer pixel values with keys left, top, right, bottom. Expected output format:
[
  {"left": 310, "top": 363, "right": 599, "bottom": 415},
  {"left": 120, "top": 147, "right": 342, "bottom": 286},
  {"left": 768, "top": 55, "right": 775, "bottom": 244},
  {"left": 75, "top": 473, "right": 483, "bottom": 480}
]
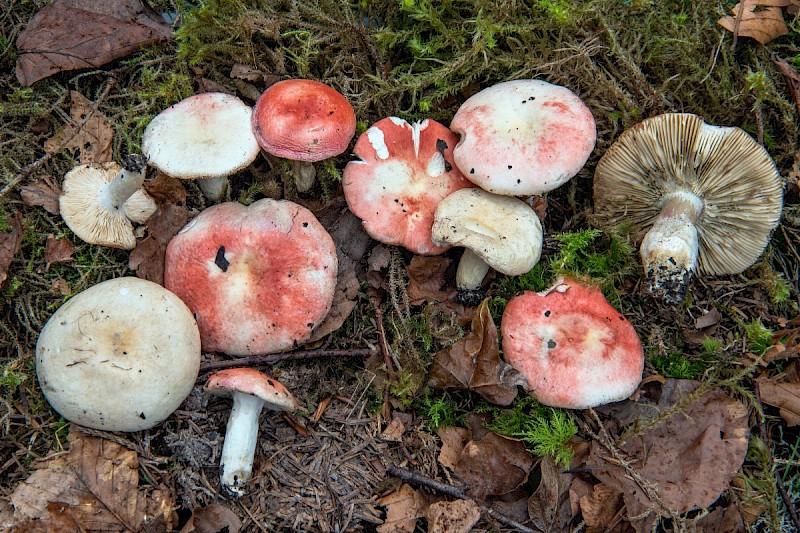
[
  {"left": 1, "top": 77, "right": 116, "bottom": 199},
  {"left": 386, "top": 465, "right": 535, "bottom": 533},
  {"left": 199, "top": 348, "right": 373, "bottom": 372},
  {"left": 754, "top": 384, "right": 800, "bottom": 531}
]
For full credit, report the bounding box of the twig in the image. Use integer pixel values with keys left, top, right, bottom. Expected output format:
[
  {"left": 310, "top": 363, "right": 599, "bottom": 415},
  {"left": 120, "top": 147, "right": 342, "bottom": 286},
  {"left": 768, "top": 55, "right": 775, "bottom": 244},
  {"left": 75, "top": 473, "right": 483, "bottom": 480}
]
[
  {"left": 199, "top": 348, "right": 373, "bottom": 371},
  {"left": 754, "top": 383, "right": 800, "bottom": 531},
  {"left": 0, "top": 77, "right": 115, "bottom": 200},
  {"left": 730, "top": 0, "right": 746, "bottom": 52},
  {"left": 386, "top": 465, "right": 535, "bottom": 533}
]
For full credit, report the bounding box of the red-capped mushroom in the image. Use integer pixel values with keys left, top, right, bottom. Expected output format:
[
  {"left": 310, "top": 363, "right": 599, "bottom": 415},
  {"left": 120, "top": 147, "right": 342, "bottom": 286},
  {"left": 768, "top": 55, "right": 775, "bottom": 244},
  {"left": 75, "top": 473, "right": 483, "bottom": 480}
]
[
  {"left": 343, "top": 117, "right": 474, "bottom": 255},
  {"left": 164, "top": 198, "right": 338, "bottom": 356},
  {"left": 500, "top": 278, "right": 644, "bottom": 409},
  {"left": 252, "top": 79, "right": 356, "bottom": 192},
  {"left": 205, "top": 368, "right": 299, "bottom": 495},
  {"left": 450, "top": 79, "right": 596, "bottom": 196}
]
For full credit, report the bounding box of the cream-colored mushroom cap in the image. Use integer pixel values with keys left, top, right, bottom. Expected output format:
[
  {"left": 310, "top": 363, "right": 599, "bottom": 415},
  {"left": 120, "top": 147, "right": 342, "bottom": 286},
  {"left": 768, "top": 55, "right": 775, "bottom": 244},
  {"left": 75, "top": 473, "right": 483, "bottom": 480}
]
[
  {"left": 432, "top": 188, "right": 543, "bottom": 275},
  {"left": 36, "top": 277, "right": 201, "bottom": 432},
  {"left": 593, "top": 113, "right": 783, "bottom": 276},
  {"left": 60, "top": 162, "right": 156, "bottom": 250}
]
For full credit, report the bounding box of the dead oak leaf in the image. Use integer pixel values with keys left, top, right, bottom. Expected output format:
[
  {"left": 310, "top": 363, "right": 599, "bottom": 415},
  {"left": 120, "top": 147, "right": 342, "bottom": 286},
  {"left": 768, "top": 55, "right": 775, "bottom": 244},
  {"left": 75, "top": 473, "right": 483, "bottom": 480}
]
[
  {"left": 9, "top": 427, "right": 176, "bottom": 530},
  {"left": 20, "top": 175, "right": 61, "bottom": 214},
  {"left": 718, "top": 0, "right": 792, "bottom": 45},
  {"left": 455, "top": 431, "right": 534, "bottom": 499},
  {"left": 428, "top": 298, "right": 525, "bottom": 405},
  {"left": 15, "top": 0, "right": 173, "bottom": 86},
  {"left": 528, "top": 455, "right": 572, "bottom": 532},
  {"left": 44, "top": 235, "right": 75, "bottom": 266},
  {"left": 757, "top": 378, "right": 800, "bottom": 426},
  {"left": 0, "top": 212, "right": 24, "bottom": 288},
  {"left": 44, "top": 91, "right": 114, "bottom": 163}
]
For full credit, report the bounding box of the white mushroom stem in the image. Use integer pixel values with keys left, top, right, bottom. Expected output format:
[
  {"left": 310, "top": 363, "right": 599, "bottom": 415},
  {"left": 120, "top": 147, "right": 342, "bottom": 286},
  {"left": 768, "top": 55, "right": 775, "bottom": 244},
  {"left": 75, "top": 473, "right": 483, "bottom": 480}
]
[
  {"left": 219, "top": 392, "right": 266, "bottom": 496},
  {"left": 639, "top": 191, "right": 704, "bottom": 302},
  {"left": 100, "top": 155, "right": 148, "bottom": 212},
  {"left": 456, "top": 248, "right": 491, "bottom": 291},
  {"left": 292, "top": 160, "right": 316, "bottom": 193},
  {"left": 197, "top": 176, "right": 229, "bottom": 202}
]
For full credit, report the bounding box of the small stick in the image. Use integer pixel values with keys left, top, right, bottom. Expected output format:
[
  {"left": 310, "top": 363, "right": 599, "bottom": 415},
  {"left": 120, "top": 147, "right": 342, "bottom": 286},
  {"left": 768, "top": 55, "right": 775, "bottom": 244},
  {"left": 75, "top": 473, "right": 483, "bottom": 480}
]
[
  {"left": 386, "top": 465, "right": 535, "bottom": 533},
  {"left": 0, "top": 78, "right": 115, "bottom": 199},
  {"left": 754, "top": 384, "right": 800, "bottom": 531},
  {"left": 199, "top": 348, "right": 373, "bottom": 371}
]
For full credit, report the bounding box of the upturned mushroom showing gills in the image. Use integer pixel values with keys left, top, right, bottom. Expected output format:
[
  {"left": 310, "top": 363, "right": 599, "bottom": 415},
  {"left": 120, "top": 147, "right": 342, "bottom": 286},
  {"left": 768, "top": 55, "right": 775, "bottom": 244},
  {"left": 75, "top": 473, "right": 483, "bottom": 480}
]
[
  {"left": 60, "top": 154, "right": 156, "bottom": 249},
  {"left": 450, "top": 79, "right": 596, "bottom": 196},
  {"left": 593, "top": 113, "right": 784, "bottom": 303},
  {"left": 501, "top": 278, "right": 644, "bottom": 409},
  {"left": 252, "top": 79, "right": 356, "bottom": 193},
  {"left": 205, "top": 368, "right": 299, "bottom": 496},
  {"left": 36, "top": 277, "right": 201, "bottom": 431},
  {"left": 343, "top": 117, "right": 474, "bottom": 255},
  {"left": 164, "top": 198, "right": 338, "bottom": 356},
  {"left": 142, "top": 92, "right": 261, "bottom": 202}
]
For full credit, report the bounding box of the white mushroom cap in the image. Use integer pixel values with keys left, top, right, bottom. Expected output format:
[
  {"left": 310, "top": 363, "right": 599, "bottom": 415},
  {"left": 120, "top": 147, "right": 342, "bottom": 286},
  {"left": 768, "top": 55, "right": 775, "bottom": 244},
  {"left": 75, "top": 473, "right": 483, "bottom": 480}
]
[
  {"left": 450, "top": 79, "right": 596, "bottom": 196},
  {"left": 36, "top": 277, "right": 201, "bottom": 432},
  {"left": 594, "top": 113, "right": 784, "bottom": 278},
  {"left": 142, "top": 92, "right": 260, "bottom": 180},
  {"left": 60, "top": 158, "right": 156, "bottom": 250},
  {"left": 432, "top": 188, "right": 543, "bottom": 290}
]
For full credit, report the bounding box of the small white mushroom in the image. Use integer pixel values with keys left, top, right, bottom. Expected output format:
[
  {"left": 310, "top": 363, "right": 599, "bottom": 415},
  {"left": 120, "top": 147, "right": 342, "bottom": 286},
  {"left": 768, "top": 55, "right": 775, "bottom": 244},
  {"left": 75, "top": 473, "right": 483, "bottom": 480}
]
[
  {"left": 204, "top": 368, "right": 299, "bottom": 496},
  {"left": 432, "top": 188, "right": 543, "bottom": 302}
]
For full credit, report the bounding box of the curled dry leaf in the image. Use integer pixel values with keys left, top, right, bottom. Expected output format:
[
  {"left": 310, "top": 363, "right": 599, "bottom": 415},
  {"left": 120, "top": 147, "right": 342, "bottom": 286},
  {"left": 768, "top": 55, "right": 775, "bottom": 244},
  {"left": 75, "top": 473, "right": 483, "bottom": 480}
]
[
  {"left": 43, "top": 91, "right": 114, "bottom": 163},
  {"left": 0, "top": 212, "right": 24, "bottom": 288},
  {"left": 587, "top": 380, "right": 750, "bottom": 526},
  {"left": 717, "top": 0, "right": 792, "bottom": 45},
  {"left": 179, "top": 503, "right": 241, "bottom": 533},
  {"left": 44, "top": 235, "right": 75, "bottom": 265},
  {"left": 20, "top": 176, "right": 61, "bottom": 214},
  {"left": 578, "top": 483, "right": 623, "bottom": 529},
  {"left": 757, "top": 377, "right": 800, "bottom": 426},
  {"left": 424, "top": 499, "right": 481, "bottom": 533},
  {"left": 527, "top": 456, "right": 572, "bottom": 532},
  {"left": 129, "top": 204, "right": 195, "bottom": 285},
  {"left": 455, "top": 431, "right": 534, "bottom": 499},
  {"left": 437, "top": 426, "right": 471, "bottom": 472},
  {"left": 377, "top": 483, "right": 426, "bottom": 533},
  {"left": 15, "top": 0, "right": 173, "bottom": 86},
  {"left": 428, "top": 299, "right": 525, "bottom": 405}
]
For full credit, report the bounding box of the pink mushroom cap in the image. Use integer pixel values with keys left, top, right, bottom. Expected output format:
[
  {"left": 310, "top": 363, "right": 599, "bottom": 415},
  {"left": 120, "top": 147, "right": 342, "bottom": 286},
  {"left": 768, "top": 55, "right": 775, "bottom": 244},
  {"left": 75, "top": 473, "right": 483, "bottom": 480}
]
[
  {"left": 500, "top": 278, "right": 644, "bottom": 409},
  {"left": 205, "top": 367, "right": 299, "bottom": 412},
  {"left": 343, "top": 117, "right": 475, "bottom": 255},
  {"left": 451, "top": 79, "right": 596, "bottom": 196},
  {"left": 165, "top": 198, "right": 338, "bottom": 356},
  {"left": 251, "top": 79, "right": 356, "bottom": 162}
]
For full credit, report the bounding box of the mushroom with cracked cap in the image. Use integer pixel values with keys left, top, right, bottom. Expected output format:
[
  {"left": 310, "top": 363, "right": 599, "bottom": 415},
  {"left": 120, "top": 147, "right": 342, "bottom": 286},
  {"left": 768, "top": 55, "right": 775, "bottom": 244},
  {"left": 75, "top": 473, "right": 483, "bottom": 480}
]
[
  {"left": 252, "top": 79, "right": 356, "bottom": 193},
  {"left": 142, "top": 92, "right": 261, "bottom": 201},
  {"left": 59, "top": 154, "right": 156, "bottom": 249},
  {"left": 500, "top": 277, "right": 644, "bottom": 409},
  {"left": 36, "top": 277, "right": 201, "bottom": 431},
  {"left": 164, "top": 198, "right": 338, "bottom": 356},
  {"left": 343, "top": 116, "right": 474, "bottom": 255},
  {"left": 593, "top": 113, "right": 784, "bottom": 303},
  {"left": 205, "top": 368, "right": 299, "bottom": 496}
]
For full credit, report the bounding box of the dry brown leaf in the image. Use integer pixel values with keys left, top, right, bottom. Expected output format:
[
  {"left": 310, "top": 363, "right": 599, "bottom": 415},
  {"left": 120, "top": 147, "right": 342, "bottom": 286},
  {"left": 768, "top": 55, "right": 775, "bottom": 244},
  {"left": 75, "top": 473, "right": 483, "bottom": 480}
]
[
  {"left": 437, "top": 426, "right": 471, "bottom": 472},
  {"left": 695, "top": 308, "right": 722, "bottom": 330},
  {"left": 44, "top": 235, "right": 74, "bottom": 266},
  {"left": 0, "top": 212, "right": 24, "bottom": 288},
  {"left": 143, "top": 172, "right": 187, "bottom": 205},
  {"left": 407, "top": 255, "right": 457, "bottom": 304},
  {"left": 20, "top": 176, "right": 61, "bottom": 214},
  {"left": 587, "top": 380, "right": 750, "bottom": 525},
  {"left": 696, "top": 504, "right": 746, "bottom": 533},
  {"left": 717, "top": 0, "right": 792, "bottom": 45},
  {"left": 44, "top": 91, "right": 114, "bottom": 163},
  {"left": 578, "top": 483, "right": 623, "bottom": 529},
  {"left": 423, "top": 499, "right": 481, "bottom": 533},
  {"left": 428, "top": 299, "right": 525, "bottom": 405},
  {"left": 377, "top": 483, "right": 425, "bottom": 533},
  {"left": 180, "top": 503, "right": 242, "bottom": 533},
  {"left": 129, "top": 204, "right": 194, "bottom": 285},
  {"left": 771, "top": 54, "right": 800, "bottom": 114},
  {"left": 381, "top": 414, "right": 408, "bottom": 442},
  {"left": 455, "top": 431, "right": 534, "bottom": 499},
  {"left": 528, "top": 456, "right": 572, "bottom": 532},
  {"left": 757, "top": 378, "right": 800, "bottom": 426},
  {"left": 15, "top": 0, "right": 173, "bottom": 86},
  {"left": 308, "top": 268, "right": 359, "bottom": 342},
  {"left": 9, "top": 427, "right": 176, "bottom": 530}
]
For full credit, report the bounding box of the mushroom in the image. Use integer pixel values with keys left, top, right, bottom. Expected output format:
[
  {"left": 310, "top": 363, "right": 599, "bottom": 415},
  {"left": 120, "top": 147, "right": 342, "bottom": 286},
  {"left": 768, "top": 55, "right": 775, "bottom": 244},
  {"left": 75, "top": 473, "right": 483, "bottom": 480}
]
[
  {"left": 342, "top": 117, "right": 474, "bottom": 255},
  {"left": 60, "top": 154, "right": 156, "bottom": 249},
  {"left": 500, "top": 277, "right": 644, "bottom": 409},
  {"left": 593, "top": 113, "right": 784, "bottom": 302},
  {"left": 204, "top": 368, "right": 299, "bottom": 496},
  {"left": 36, "top": 277, "right": 201, "bottom": 431},
  {"left": 251, "top": 79, "right": 356, "bottom": 193},
  {"left": 142, "top": 92, "right": 261, "bottom": 201},
  {"left": 164, "top": 198, "right": 338, "bottom": 356},
  {"left": 431, "top": 188, "right": 542, "bottom": 303},
  {"left": 450, "top": 79, "right": 596, "bottom": 196}
]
